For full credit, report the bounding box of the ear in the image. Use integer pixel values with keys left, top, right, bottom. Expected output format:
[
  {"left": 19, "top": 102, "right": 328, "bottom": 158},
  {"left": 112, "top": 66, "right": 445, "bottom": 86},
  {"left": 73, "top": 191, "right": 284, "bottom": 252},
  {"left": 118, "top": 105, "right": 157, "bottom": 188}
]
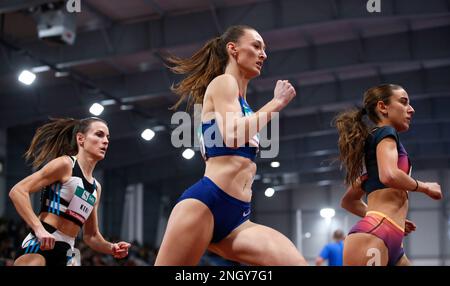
[
  {"left": 376, "top": 100, "right": 388, "bottom": 117},
  {"left": 226, "top": 42, "right": 238, "bottom": 58},
  {"left": 76, "top": 132, "right": 85, "bottom": 147}
]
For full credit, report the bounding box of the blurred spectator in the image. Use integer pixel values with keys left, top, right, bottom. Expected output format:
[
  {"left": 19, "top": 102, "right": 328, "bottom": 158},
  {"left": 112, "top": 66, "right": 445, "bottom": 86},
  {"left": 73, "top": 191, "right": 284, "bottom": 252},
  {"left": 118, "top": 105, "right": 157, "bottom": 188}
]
[{"left": 315, "top": 229, "right": 345, "bottom": 266}]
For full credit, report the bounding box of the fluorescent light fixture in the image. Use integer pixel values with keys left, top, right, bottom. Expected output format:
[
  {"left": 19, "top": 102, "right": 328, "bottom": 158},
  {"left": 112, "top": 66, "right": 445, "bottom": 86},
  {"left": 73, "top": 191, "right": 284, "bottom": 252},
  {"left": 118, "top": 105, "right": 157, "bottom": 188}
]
[
  {"left": 31, "top": 65, "right": 50, "bottom": 73},
  {"left": 270, "top": 161, "right": 280, "bottom": 168},
  {"left": 320, "top": 208, "right": 335, "bottom": 219},
  {"left": 100, "top": 99, "right": 117, "bottom": 106},
  {"left": 141, "top": 129, "right": 155, "bottom": 141},
  {"left": 317, "top": 180, "right": 332, "bottom": 187},
  {"left": 54, "top": 71, "right": 69, "bottom": 77},
  {"left": 153, "top": 125, "right": 166, "bottom": 132},
  {"left": 264, "top": 187, "right": 275, "bottom": 197},
  {"left": 89, "top": 103, "right": 104, "bottom": 116},
  {"left": 120, "top": 104, "right": 134, "bottom": 111},
  {"left": 18, "top": 70, "right": 36, "bottom": 85},
  {"left": 182, "top": 148, "right": 195, "bottom": 160}
]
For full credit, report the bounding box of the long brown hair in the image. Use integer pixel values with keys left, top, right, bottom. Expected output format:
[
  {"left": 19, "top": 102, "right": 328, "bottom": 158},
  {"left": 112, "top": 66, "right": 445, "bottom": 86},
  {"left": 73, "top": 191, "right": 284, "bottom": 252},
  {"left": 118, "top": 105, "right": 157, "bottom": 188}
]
[
  {"left": 165, "top": 25, "right": 254, "bottom": 110},
  {"left": 334, "top": 84, "right": 404, "bottom": 186},
  {"left": 25, "top": 117, "right": 107, "bottom": 169}
]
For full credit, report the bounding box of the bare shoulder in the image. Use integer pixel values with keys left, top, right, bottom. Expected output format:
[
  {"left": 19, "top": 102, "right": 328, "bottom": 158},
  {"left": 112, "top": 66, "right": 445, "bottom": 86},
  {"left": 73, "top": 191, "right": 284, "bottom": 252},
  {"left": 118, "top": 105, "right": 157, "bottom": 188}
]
[
  {"left": 44, "top": 156, "right": 73, "bottom": 173},
  {"left": 207, "top": 74, "right": 239, "bottom": 99},
  {"left": 38, "top": 156, "right": 73, "bottom": 182}
]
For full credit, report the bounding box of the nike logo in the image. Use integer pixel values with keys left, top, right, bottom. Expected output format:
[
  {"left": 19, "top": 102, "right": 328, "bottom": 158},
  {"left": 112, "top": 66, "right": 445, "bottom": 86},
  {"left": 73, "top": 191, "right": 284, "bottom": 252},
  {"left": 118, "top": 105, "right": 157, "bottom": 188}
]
[{"left": 243, "top": 209, "right": 251, "bottom": 217}]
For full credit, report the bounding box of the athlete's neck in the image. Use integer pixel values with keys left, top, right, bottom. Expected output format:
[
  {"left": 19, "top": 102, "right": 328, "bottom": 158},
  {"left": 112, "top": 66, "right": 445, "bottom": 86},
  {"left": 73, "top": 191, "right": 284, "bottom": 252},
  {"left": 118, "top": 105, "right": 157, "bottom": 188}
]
[
  {"left": 376, "top": 118, "right": 394, "bottom": 129},
  {"left": 224, "top": 65, "right": 249, "bottom": 97},
  {"left": 75, "top": 153, "right": 97, "bottom": 182}
]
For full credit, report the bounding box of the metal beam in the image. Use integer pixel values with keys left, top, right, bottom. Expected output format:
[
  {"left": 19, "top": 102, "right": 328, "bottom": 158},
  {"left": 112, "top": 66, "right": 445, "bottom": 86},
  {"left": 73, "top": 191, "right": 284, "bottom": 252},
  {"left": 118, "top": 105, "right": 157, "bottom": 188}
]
[
  {"left": 2, "top": 22, "right": 450, "bottom": 96},
  {"left": 2, "top": 4, "right": 449, "bottom": 76}
]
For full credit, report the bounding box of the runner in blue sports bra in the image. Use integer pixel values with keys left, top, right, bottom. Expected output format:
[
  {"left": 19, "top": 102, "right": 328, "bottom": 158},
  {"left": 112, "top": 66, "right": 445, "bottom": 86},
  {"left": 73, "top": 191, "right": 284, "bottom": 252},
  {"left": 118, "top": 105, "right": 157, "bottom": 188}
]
[
  {"left": 199, "top": 94, "right": 259, "bottom": 161},
  {"left": 335, "top": 84, "right": 442, "bottom": 266},
  {"left": 155, "top": 25, "right": 307, "bottom": 266},
  {"left": 10, "top": 117, "right": 131, "bottom": 266}
]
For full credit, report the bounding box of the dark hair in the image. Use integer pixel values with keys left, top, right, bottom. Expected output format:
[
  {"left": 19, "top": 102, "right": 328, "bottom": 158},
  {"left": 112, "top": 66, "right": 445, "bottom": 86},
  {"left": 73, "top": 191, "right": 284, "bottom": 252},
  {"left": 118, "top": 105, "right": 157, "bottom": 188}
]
[
  {"left": 164, "top": 25, "right": 255, "bottom": 110},
  {"left": 334, "top": 84, "right": 404, "bottom": 186},
  {"left": 25, "top": 117, "right": 107, "bottom": 169},
  {"left": 333, "top": 230, "right": 345, "bottom": 240}
]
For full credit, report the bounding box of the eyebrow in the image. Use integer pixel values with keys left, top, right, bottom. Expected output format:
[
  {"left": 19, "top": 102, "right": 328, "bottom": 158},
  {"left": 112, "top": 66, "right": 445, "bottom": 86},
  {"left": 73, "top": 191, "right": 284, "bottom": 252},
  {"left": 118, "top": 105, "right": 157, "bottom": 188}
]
[
  {"left": 96, "top": 130, "right": 110, "bottom": 138},
  {"left": 255, "top": 40, "right": 267, "bottom": 50},
  {"left": 399, "top": 96, "right": 409, "bottom": 103}
]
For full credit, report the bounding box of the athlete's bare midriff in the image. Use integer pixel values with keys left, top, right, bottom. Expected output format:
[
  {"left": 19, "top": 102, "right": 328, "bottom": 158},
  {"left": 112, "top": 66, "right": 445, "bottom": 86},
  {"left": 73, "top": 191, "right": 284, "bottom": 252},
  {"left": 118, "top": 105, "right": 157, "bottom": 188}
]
[
  {"left": 39, "top": 212, "right": 80, "bottom": 238},
  {"left": 201, "top": 83, "right": 257, "bottom": 202},
  {"left": 204, "top": 156, "right": 256, "bottom": 202},
  {"left": 367, "top": 187, "right": 409, "bottom": 229}
]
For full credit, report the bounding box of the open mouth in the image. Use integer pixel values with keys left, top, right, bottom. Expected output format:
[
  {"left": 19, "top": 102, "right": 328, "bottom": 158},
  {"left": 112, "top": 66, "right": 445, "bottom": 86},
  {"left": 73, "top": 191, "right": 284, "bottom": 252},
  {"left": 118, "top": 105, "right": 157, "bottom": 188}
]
[{"left": 256, "top": 61, "right": 263, "bottom": 69}]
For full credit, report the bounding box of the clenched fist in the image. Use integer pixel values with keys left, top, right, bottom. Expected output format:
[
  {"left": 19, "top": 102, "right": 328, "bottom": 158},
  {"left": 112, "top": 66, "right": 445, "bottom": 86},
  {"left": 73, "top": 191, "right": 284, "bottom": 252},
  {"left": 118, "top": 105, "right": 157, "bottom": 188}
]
[{"left": 273, "top": 80, "right": 296, "bottom": 109}]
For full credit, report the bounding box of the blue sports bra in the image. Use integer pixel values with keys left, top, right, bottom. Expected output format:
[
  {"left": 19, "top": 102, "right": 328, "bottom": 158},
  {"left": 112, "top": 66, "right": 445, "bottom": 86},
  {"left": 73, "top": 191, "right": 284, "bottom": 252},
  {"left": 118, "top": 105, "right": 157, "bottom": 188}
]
[
  {"left": 361, "top": 126, "right": 412, "bottom": 194},
  {"left": 198, "top": 95, "right": 259, "bottom": 161}
]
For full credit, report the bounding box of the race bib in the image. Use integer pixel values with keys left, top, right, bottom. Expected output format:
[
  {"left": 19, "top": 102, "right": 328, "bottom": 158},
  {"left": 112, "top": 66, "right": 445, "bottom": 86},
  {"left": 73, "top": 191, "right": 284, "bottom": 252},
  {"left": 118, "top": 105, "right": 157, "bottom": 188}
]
[{"left": 66, "top": 186, "right": 96, "bottom": 223}]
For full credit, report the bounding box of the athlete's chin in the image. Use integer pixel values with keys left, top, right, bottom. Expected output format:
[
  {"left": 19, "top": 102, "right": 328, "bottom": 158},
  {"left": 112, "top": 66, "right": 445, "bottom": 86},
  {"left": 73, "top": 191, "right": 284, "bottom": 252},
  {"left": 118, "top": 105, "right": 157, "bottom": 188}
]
[
  {"left": 247, "top": 70, "right": 260, "bottom": 79},
  {"left": 397, "top": 123, "right": 410, "bottom": 132},
  {"left": 243, "top": 67, "right": 261, "bottom": 79},
  {"left": 92, "top": 153, "right": 106, "bottom": 161}
]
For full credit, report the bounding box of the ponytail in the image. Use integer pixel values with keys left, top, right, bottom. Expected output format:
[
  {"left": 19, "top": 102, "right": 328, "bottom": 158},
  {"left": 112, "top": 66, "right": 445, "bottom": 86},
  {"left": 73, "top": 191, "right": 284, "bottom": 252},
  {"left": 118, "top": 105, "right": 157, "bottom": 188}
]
[
  {"left": 165, "top": 37, "right": 226, "bottom": 110},
  {"left": 25, "top": 118, "right": 79, "bottom": 169},
  {"left": 334, "top": 83, "right": 405, "bottom": 186},
  {"left": 165, "top": 25, "right": 254, "bottom": 111},
  {"left": 25, "top": 117, "right": 107, "bottom": 169},
  {"left": 334, "top": 108, "right": 369, "bottom": 186}
]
